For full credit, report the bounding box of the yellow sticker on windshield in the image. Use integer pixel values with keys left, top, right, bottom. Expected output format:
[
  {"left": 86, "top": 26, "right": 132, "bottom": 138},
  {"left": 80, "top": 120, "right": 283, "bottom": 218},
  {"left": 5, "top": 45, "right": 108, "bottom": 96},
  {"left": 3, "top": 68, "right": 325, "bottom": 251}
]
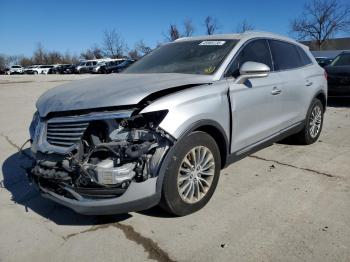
[{"left": 204, "top": 66, "right": 215, "bottom": 74}]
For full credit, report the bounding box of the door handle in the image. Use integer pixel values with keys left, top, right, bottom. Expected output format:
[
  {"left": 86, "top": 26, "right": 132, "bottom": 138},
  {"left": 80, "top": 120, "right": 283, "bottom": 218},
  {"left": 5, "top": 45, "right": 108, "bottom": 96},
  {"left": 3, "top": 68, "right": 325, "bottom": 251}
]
[
  {"left": 306, "top": 81, "right": 313, "bottom": 86},
  {"left": 271, "top": 87, "right": 282, "bottom": 95}
]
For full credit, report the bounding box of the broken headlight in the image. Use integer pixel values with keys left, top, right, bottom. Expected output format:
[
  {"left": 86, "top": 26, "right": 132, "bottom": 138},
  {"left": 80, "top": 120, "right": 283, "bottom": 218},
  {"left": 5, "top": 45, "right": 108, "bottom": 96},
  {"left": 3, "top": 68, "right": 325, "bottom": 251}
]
[{"left": 29, "top": 111, "right": 40, "bottom": 141}]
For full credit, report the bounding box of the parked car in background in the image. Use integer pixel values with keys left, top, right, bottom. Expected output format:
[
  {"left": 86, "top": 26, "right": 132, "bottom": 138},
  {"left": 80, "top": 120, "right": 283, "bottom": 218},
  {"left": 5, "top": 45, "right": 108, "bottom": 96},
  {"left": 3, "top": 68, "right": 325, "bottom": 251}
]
[
  {"left": 0, "top": 67, "right": 9, "bottom": 75},
  {"left": 112, "top": 59, "right": 136, "bottom": 73},
  {"left": 75, "top": 61, "right": 98, "bottom": 73},
  {"left": 24, "top": 65, "right": 40, "bottom": 74},
  {"left": 316, "top": 57, "right": 333, "bottom": 68},
  {"left": 91, "top": 61, "right": 107, "bottom": 74},
  {"left": 103, "top": 59, "right": 127, "bottom": 73},
  {"left": 48, "top": 64, "right": 76, "bottom": 74},
  {"left": 325, "top": 51, "right": 350, "bottom": 97},
  {"left": 25, "top": 65, "right": 54, "bottom": 75},
  {"left": 8, "top": 65, "right": 23, "bottom": 74},
  {"left": 38, "top": 65, "right": 54, "bottom": 75},
  {"left": 28, "top": 32, "right": 327, "bottom": 216},
  {"left": 23, "top": 65, "right": 41, "bottom": 74}
]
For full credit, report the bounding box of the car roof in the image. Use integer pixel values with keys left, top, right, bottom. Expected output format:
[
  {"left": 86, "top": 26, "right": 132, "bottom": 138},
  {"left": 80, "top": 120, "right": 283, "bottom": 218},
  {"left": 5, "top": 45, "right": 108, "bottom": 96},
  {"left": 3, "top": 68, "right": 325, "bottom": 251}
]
[{"left": 175, "top": 31, "right": 307, "bottom": 48}]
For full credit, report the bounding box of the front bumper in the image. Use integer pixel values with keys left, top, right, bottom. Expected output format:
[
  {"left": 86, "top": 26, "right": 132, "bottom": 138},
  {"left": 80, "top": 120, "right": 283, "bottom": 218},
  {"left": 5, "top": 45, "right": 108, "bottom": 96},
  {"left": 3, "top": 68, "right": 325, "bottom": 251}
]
[{"left": 38, "top": 177, "right": 160, "bottom": 215}]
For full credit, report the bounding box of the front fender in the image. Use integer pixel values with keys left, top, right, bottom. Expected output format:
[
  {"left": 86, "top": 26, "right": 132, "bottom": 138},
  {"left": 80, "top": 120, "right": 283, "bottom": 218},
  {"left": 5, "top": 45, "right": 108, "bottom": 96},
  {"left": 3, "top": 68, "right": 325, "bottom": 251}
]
[{"left": 140, "top": 81, "right": 230, "bottom": 141}]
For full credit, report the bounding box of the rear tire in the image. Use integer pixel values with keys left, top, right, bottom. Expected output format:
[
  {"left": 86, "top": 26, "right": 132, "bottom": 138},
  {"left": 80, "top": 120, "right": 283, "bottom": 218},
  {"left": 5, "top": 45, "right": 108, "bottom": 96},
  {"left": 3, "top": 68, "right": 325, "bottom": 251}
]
[
  {"left": 160, "top": 131, "right": 221, "bottom": 216},
  {"left": 289, "top": 98, "right": 324, "bottom": 145}
]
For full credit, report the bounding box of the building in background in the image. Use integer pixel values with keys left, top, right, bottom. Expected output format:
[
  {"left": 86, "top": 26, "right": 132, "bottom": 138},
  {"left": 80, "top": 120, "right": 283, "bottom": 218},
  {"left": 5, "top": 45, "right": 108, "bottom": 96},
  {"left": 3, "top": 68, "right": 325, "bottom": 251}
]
[{"left": 301, "top": 37, "right": 350, "bottom": 59}]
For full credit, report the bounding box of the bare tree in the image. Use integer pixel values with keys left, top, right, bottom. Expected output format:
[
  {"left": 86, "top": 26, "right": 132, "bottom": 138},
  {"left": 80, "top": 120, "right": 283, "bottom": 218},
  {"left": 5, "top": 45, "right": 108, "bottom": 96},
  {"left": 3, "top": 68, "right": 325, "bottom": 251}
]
[
  {"left": 135, "top": 40, "right": 152, "bottom": 55},
  {"left": 204, "top": 16, "right": 219, "bottom": 35},
  {"left": 0, "top": 54, "right": 7, "bottom": 69},
  {"left": 291, "top": 0, "right": 350, "bottom": 50},
  {"left": 2, "top": 48, "right": 80, "bottom": 67},
  {"left": 102, "top": 29, "right": 126, "bottom": 58},
  {"left": 7, "top": 55, "right": 23, "bottom": 66},
  {"left": 183, "top": 19, "right": 194, "bottom": 37},
  {"left": 90, "top": 45, "right": 103, "bottom": 59},
  {"left": 164, "top": 24, "right": 181, "bottom": 41},
  {"left": 45, "top": 51, "right": 62, "bottom": 64},
  {"left": 33, "top": 43, "right": 46, "bottom": 64},
  {"left": 128, "top": 49, "right": 141, "bottom": 60},
  {"left": 127, "top": 40, "right": 152, "bottom": 60},
  {"left": 20, "top": 57, "right": 33, "bottom": 67},
  {"left": 62, "top": 52, "right": 78, "bottom": 64},
  {"left": 236, "top": 20, "right": 255, "bottom": 33},
  {"left": 80, "top": 49, "right": 95, "bottom": 60}
]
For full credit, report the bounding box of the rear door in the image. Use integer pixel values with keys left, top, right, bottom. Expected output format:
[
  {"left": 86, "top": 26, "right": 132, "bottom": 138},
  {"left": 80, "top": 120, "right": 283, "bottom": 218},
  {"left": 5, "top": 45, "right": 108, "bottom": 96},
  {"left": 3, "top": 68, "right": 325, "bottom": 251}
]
[
  {"left": 268, "top": 40, "right": 312, "bottom": 129},
  {"left": 226, "top": 39, "right": 284, "bottom": 153}
]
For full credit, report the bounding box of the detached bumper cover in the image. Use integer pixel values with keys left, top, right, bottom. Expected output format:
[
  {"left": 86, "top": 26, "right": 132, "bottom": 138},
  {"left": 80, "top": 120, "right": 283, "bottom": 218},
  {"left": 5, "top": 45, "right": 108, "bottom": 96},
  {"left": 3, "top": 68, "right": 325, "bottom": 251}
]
[{"left": 39, "top": 177, "right": 160, "bottom": 215}]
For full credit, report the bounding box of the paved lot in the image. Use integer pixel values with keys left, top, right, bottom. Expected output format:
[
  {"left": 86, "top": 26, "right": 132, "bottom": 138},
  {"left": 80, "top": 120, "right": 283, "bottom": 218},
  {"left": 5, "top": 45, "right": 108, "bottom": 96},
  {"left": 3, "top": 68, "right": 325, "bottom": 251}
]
[{"left": 0, "top": 75, "right": 349, "bottom": 262}]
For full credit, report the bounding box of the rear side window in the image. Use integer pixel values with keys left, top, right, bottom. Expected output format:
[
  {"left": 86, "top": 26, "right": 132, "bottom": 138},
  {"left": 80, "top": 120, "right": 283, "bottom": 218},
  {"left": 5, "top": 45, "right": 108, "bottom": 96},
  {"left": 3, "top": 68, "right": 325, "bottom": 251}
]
[
  {"left": 297, "top": 46, "right": 313, "bottom": 66},
  {"left": 226, "top": 39, "right": 272, "bottom": 77},
  {"left": 269, "top": 40, "right": 303, "bottom": 71}
]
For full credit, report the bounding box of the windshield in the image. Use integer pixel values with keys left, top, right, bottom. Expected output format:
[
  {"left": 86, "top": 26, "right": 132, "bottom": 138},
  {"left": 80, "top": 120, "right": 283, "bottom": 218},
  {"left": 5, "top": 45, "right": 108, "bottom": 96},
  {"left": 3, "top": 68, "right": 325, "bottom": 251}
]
[
  {"left": 124, "top": 40, "right": 238, "bottom": 75},
  {"left": 331, "top": 53, "right": 350, "bottom": 66}
]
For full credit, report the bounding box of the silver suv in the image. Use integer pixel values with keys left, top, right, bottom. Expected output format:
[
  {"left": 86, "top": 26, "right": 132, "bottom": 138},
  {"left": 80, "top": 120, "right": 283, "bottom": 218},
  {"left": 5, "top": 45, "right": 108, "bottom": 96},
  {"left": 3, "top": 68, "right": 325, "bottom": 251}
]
[{"left": 29, "top": 32, "right": 327, "bottom": 216}]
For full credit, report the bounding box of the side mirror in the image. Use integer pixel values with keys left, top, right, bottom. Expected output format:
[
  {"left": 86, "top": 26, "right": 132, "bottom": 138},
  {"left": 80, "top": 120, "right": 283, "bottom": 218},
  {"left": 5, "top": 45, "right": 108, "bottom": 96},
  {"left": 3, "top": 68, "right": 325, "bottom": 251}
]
[{"left": 234, "top": 61, "right": 270, "bottom": 84}]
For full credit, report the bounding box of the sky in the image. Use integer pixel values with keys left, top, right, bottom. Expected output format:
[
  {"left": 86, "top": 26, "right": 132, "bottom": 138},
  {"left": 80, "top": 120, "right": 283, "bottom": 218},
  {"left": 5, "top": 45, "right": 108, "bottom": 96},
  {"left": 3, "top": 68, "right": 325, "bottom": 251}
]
[{"left": 1, "top": 0, "right": 349, "bottom": 57}]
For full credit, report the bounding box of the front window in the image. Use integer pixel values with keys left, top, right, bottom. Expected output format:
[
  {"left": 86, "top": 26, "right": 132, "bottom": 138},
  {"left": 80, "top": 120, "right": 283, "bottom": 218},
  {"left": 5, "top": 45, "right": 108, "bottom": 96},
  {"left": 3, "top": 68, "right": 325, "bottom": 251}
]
[
  {"left": 226, "top": 39, "right": 272, "bottom": 77},
  {"left": 125, "top": 40, "right": 238, "bottom": 75},
  {"left": 331, "top": 53, "right": 350, "bottom": 66}
]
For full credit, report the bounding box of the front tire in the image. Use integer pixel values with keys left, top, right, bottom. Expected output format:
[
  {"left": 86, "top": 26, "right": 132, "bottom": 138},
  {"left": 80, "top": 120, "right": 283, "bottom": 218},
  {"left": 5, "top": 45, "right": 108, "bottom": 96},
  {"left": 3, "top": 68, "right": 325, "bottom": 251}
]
[
  {"left": 290, "top": 98, "right": 324, "bottom": 145},
  {"left": 160, "top": 131, "right": 221, "bottom": 216}
]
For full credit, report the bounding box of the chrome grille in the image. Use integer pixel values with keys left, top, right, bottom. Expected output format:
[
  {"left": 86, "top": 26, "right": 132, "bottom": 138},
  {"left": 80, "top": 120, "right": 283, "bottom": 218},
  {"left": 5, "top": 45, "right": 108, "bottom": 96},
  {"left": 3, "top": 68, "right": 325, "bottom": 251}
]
[{"left": 46, "top": 121, "right": 89, "bottom": 147}]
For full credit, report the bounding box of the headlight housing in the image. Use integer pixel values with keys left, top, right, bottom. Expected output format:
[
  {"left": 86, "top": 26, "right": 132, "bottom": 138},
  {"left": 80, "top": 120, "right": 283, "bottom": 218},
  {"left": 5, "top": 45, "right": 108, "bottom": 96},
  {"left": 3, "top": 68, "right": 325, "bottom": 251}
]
[{"left": 141, "top": 110, "right": 168, "bottom": 128}]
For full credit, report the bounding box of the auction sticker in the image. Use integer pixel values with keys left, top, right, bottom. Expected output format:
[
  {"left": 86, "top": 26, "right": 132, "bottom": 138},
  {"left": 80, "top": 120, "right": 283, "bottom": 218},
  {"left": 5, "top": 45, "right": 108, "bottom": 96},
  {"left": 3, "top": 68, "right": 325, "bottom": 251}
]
[{"left": 199, "top": 41, "right": 226, "bottom": 46}]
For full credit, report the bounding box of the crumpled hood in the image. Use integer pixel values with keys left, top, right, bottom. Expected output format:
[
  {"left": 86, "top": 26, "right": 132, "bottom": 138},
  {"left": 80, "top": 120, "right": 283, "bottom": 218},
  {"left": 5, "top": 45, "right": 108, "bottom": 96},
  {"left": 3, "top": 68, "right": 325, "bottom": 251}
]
[{"left": 36, "top": 73, "right": 213, "bottom": 117}]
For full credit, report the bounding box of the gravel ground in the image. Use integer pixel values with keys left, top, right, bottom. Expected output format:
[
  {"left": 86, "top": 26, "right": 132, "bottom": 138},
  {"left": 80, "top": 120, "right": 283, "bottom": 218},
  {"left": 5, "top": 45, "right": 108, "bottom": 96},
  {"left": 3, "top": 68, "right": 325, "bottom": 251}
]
[{"left": 0, "top": 75, "right": 349, "bottom": 262}]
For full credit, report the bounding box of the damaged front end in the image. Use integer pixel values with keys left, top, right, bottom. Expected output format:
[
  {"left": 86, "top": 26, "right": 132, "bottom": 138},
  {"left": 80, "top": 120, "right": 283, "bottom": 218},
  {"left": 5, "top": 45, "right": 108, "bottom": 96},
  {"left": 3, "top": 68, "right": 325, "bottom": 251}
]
[{"left": 28, "top": 109, "right": 173, "bottom": 214}]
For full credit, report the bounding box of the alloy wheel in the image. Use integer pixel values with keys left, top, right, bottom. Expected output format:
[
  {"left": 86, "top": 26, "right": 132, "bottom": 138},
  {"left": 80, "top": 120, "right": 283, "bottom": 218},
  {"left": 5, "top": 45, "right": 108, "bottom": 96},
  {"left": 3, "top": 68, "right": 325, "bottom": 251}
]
[
  {"left": 309, "top": 105, "right": 322, "bottom": 138},
  {"left": 177, "top": 146, "right": 215, "bottom": 204}
]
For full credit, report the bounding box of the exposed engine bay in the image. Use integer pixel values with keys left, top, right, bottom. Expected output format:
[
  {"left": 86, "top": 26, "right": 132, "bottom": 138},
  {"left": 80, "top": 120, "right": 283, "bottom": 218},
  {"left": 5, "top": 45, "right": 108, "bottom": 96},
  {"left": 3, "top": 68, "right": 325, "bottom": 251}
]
[{"left": 29, "top": 110, "right": 172, "bottom": 200}]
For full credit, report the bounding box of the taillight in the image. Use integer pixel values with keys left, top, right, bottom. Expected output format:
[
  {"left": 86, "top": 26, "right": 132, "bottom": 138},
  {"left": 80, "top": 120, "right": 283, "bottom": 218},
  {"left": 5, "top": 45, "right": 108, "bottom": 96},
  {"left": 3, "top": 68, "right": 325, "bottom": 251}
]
[{"left": 324, "top": 70, "right": 328, "bottom": 80}]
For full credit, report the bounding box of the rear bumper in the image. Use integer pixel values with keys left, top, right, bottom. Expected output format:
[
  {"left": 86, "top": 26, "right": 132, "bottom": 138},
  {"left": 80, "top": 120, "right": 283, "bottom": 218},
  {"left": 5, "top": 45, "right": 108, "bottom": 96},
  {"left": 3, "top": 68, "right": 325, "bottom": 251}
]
[{"left": 38, "top": 177, "right": 160, "bottom": 215}]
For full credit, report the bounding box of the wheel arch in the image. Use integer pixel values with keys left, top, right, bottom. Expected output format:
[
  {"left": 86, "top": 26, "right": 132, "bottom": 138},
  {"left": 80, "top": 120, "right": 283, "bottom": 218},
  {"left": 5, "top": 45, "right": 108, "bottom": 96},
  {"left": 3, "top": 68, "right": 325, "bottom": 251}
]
[
  {"left": 175, "top": 119, "right": 229, "bottom": 169},
  {"left": 155, "top": 119, "right": 229, "bottom": 197},
  {"left": 314, "top": 91, "right": 327, "bottom": 112},
  {"left": 193, "top": 124, "right": 228, "bottom": 169}
]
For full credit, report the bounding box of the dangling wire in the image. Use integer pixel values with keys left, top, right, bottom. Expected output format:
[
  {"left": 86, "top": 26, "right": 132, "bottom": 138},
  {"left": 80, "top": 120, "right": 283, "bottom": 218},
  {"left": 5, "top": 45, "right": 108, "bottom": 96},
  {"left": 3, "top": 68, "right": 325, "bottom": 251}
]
[{"left": 19, "top": 139, "right": 35, "bottom": 160}]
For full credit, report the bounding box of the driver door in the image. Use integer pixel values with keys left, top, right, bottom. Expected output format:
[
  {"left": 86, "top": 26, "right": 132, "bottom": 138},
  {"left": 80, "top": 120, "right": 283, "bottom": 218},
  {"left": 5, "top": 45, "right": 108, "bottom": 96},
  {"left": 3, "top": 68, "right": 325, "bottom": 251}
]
[{"left": 226, "top": 39, "right": 284, "bottom": 153}]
